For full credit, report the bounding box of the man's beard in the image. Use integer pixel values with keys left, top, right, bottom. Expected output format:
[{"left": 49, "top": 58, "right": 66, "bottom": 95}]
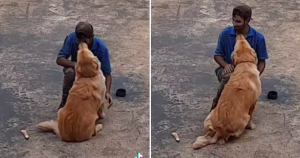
[{"left": 234, "top": 23, "right": 246, "bottom": 33}]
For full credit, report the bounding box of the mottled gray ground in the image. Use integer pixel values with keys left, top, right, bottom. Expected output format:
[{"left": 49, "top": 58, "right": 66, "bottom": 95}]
[
  {"left": 151, "top": 0, "right": 300, "bottom": 157},
  {"left": 0, "top": 0, "right": 149, "bottom": 158}
]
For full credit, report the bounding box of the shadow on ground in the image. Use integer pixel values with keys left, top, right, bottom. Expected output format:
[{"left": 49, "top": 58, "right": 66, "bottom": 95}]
[{"left": 151, "top": 0, "right": 300, "bottom": 157}]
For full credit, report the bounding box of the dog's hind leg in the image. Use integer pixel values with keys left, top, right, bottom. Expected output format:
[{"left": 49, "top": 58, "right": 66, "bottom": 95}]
[
  {"left": 203, "top": 112, "right": 213, "bottom": 132},
  {"left": 246, "top": 101, "right": 257, "bottom": 130},
  {"left": 232, "top": 115, "right": 250, "bottom": 138},
  {"left": 215, "top": 129, "right": 230, "bottom": 145},
  {"left": 209, "top": 131, "right": 220, "bottom": 144}
]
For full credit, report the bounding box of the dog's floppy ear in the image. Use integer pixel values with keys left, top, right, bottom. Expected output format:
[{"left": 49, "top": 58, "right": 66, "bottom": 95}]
[
  {"left": 75, "top": 62, "right": 83, "bottom": 74},
  {"left": 92, "top": 58, "right": 99, "bottom": 70},
  {"left": 231, "top": 50, "right": 237, "bottom": 64},
  {"left": 231, "top": 51, "right": 235, "bottom": 60}
]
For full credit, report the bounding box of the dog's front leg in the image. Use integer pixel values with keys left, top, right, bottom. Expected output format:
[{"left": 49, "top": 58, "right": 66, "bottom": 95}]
[
  {"left": 246, "top": 101, "right": 257, "bottom": 130},
  {"left": 97, "top": 102, "right": 105, "bottom": 119}
]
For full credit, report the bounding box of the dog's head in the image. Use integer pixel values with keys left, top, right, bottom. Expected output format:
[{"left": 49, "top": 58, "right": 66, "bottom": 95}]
[
  {"left": 231, "top": 34, "right": 258, "bottom": 66},
  {"left": 75, "top": 42, "right": 100, "bottom": 78}
]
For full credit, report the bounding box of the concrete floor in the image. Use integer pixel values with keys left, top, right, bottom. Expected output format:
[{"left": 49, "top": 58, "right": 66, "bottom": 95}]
[
  {"left": 151, "top": 0, "right": 300, "bottom": 157},
  {"left": 0, "top": 0, "right": 149, "bottom": 158}
]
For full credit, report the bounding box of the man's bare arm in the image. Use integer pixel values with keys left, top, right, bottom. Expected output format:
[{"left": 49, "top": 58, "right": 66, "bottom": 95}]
[
  {"left": 214, "top": 55, "right": 229, "bottom": 68},
  {"left": 56, "top": 57, "right": 76, "bottom": 68},
  {"left": 105, "top": 73, "right": 112, "bottom": 93},
  {"left": 257, "top": 60, "right": 266, "bottom": 76}
]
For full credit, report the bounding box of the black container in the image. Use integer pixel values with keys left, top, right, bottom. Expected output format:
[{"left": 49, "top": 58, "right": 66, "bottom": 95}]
[
  {"left": 267, "top": 91, "right": 277, "bottom": 100},
  {"left": 116, "top": 88, "right": 126, "bottom": 97}
]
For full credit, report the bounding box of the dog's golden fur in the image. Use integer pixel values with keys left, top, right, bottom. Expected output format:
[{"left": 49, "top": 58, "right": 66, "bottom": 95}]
[
  {"left": 37, "top": 43, "right": 107, "bottom": 142},
  {"left": 193, "top": 34, "right": 262, "bottom": 149}
]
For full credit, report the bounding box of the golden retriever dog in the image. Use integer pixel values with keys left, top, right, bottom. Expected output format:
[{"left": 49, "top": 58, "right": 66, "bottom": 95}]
[
  {"left": 37, "top": 42, "right": 107, "bottom": 142},
  {"left": 193, "top": 34, "right": 261, "bottom": 149}
]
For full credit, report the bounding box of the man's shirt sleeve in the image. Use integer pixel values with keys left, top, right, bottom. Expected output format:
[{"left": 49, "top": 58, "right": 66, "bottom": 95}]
[
  {"left": 214, "top": 33, "right": 225, "bottom": 56},
  {"left": 256, "top": 37, "right": 269, "bottom": 60},
  {"left": 57, "top": 35, "right": 72, "bottom": 59}
]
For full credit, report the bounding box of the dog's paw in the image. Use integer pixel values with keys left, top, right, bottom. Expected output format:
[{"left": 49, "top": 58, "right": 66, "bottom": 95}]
[
  {"left": 95, "top": 124, "right": 103, "bottom": 132},
  {"left": 246, "top": 121, "right": 256, "bottom": 130}
]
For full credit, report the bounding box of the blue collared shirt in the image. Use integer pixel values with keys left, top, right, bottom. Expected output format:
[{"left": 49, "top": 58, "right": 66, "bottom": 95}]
[
  {"left": 214, "top": 26, "right": 269, "bottom": 64},
  {"left": 57, "top": 32, "right": 112, "bottom": 75}
]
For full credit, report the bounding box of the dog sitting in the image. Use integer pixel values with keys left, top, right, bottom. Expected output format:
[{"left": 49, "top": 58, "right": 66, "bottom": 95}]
[
  {"left": 193, "top": 34, "right": 262, "bottom": 149},
  {"left": 37, "top": 42, "right": 107, "bottom": 142}
]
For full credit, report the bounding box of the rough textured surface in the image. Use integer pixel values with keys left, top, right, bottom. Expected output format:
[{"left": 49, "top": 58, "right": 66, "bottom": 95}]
[
  {"left": 151, "top": 0, "right": 300, "bottom": 157},
  {"left": 0, "top": 0, "right": 149, "bottom": 158}
]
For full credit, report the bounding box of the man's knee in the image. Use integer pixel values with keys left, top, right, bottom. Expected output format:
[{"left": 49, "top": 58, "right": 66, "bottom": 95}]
[
  {"left": 222, "top": 73, "right": 231, "bottom": 82},
  {"left": 215, "top": 67, "right": 233, "bottom": 85},
  {"left": 215, "top": 67, "right": 223, "bottom": 82},
  {"left": 63, "top": 67, "right": 75, "bottom": 91}
]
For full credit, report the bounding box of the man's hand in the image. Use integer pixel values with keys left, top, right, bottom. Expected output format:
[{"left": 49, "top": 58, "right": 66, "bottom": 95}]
[
  {"left": 104, "top": 74, "right": 112, "bottom": 108},
  {"left": 105, "top": 92, "right": 111, "bottom": 103},
  {"left": 105, "top": 92, "right": 113, "bottom": 109},
  {"left": 70, "top": 61, "right": 76, "bottom": 68},
  {"left": 224, "top": 64, "right": 235, "bottom": 74},
  {"left": 214, "top": 56, "right": 233, "bottom": 73}
]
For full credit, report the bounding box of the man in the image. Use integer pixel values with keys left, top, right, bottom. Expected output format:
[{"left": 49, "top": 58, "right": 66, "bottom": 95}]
[
  {"left": 210, "top": 4, "right": 269, "bottom": 111},
  {"left": 56, "top": 21, "right": 112, "bottom": 110}
]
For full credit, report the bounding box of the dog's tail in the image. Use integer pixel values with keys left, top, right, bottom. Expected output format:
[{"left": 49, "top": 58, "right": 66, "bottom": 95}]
[
  {"left": 193, "top": 111, "right": 220, "bottom": 149},
  {"left": 193, "top": 129, "right": 219, "bottom": 150},
  {"left": 37, "top": 120, "right": 60, "bottom": 137}
]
